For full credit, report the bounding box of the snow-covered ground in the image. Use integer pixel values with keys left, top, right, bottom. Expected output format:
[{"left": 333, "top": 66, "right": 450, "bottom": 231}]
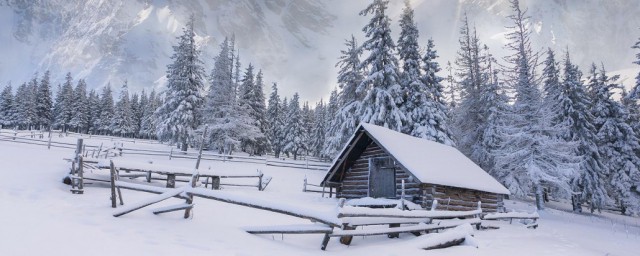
[{"left": 1, "top": 134, "right": 639, "bottom": 255}]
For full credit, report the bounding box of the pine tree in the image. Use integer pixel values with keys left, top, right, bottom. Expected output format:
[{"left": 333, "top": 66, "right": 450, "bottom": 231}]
[
  {"left": 0, "top": 84, "right": 14, "bottom": 128},
  {"left": 203, "top": 38, "right": 243, "bottom": 154},
  {"left": 324, "top": 35, "right": 363, "bottom": 159},
  {"left": 493, "top": 0, "right": 577, "bottom": 210},
  {"left": 267, "top": 83, "right": 283, "bottom": 157},
  {"left": 140, "top": 89, "right": 159, "bottom": 139},
  {"left": 471, "top": 49, "right": 508, "bottom": 175},
  {"left": 415, "top": 39, "right": 455, "bottom": 145},
  {"left": 301, "top": 101, "right": 314, "bottom": 156},
  {"left": 111, "top": 81, "right": 134, "bottom": 137},
  {"left": 451, "top": 15, "right": 486, "bottom": 158},
  {"left": 357, "top": 0, "right": 404, "bottom": 131},
  {"left": 35, "top": 70, "right": 53, "bottom": 130},
  {"left": 237, "top": 64, "right": 267, "bottom": 155},
  {"left": 311, "top": 99, "right": 327, "bottom": 157},
  {"left": 278, "top": 97, "right": 289, "bottom": 157},
  {"left": 14, "top": 81, "right": 36, "bottom": 130},
  {"left": 86, "top": 89, "right": 100, "bottom": 134},
  {"left": 549, "top": 53, "right": 609, "bottom": 213},
  {"left": 590, "top": 64, "right": 640, "bottom": 215},
  {"left": 98, "top": 84, "right": 115, "bottom": 135},
  {"left": 53, "top": 73, "right": 75, "bottom": 132},
  {"left": 283, "top": 93, "right": 306, "bottom": 160},
  {"left": 155, "top": 15, "right": 206, "bottom": 151},
  {"left": 69, "top": 79, "right": 89, "bottom": 132}
]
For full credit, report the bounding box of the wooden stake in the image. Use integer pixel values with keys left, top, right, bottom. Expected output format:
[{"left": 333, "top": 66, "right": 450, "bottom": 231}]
[{"left": 109, "top": 160, "right": 117, "bottom": 208}]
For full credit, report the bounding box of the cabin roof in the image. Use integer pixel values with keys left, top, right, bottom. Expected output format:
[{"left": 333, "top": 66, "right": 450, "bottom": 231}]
[{"left": 323, "top": 123, "right": 510, "bottom": 195}]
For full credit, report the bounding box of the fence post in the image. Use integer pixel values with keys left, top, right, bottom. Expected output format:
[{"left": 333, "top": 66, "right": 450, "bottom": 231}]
[
  {"left": 47, "top": 134, "right": 52, "bottom": 150},
  {"left": 258, "top": 170, "right": 263, "bottom": 191},
  {"left": 77, "top": 156, "right": 84, "bottom": 194},
  {"left": 109, "top": 160, "right": 117, "bottom": 208},
  {"left": 195, "top": 126, "right": 208, "bottom": 170},
  {"left": 303, "top": 176, "right": 307, "bottom": 192},
  {"left": 13, "top": 131, "right": 17, "bottom": 140},
  {"left": 169, "top": 148, "right": 173, "bottom": 160}
]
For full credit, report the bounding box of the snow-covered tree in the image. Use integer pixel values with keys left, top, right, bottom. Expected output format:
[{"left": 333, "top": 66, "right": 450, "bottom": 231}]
[
  {"left": 415, "top": 39, "right": 455, "bottom": 145},
  {"left": 69, "top": 79, "right": 89, "bottom": 132},
  {"left": 590, "top": 64, "right": 640, "bottom": 215},
  {"left": 451, "top": 15, "right": 486, "bottom": 158},
  {"left": 238, "top": 64, "right": 267, "bottom": 155},
  {"left": 112, "top": 81, "right": 134, "bottom": 137},
  {"left": 550, "top": 52, "right": 609, "bottom": 213},
  {"left": 97, "top": 84, "right": 115, "bottom": 135},
  {"left": 155, "top": 15, "right": 206, "bottom": 151},
  {"left": 0, "top": 84, "right": 14, "bottom": 128},
  {"left": 324, "top": 36, "right": 363, "bottom": 159},
  {"left": 357, "top": 0, "right": 404, "bottom": 131},
  {"left": 35, "top": 70, "right": 53, "bottom": 129},
  {"left": 203, "top": 38, "right": 243, "bottom": 154},
  {"left": 267, "top": 83, "right": 284, "bottom": 157},
  {"left": 310, "top": 99, "right": 326, "bottom": 158},
  {"left": 86, "top": 89, "right": 100, "bottom": 134},
  {"left": 53, "top": 73, "right": 74, "bottom": 132},
  {"left": 493, "top": 0, "right": 577, "bottom": 210},
  {"left": 139, "top": 89, "right": 159, "bottom": 139},
  {"left": 283, "top": 93, "right": 306, "bottom": 160}
]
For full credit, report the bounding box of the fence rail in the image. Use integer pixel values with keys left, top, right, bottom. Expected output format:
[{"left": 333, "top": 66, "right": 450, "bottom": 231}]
[{"left": 0, "top": 131, "right": 332, "bottom": 171}]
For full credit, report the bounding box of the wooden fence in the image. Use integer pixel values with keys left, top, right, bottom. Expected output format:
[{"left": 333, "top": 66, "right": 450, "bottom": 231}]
[{"left": 0, "top": 130, "right": 332, "bottom": 171}]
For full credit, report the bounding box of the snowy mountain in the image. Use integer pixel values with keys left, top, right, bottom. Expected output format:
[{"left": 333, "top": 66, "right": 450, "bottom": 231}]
[
  {"left": 0, "top": 0, "right": 334, "bottom": 97},
  {"left": 0, "top": 0, "right": 639, "bottom": 102}
]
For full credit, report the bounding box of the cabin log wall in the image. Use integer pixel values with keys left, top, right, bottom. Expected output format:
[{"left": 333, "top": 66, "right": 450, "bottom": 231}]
[
  {"left": 338, "top": 142, "right": 422, "bottom": 202},
  {"left": 421, "top": 184, "right": 504, "bottom": 213}
]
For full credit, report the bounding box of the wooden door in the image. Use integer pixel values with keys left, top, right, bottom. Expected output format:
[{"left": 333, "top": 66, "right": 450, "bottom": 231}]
[{"left": 369, "top": 157, "right": 396, "bottom": 198}]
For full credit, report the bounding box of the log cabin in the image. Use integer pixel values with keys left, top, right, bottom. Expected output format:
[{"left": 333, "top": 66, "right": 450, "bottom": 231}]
[{"left": 321, "top": 123, "right": 510, "bottom": 212}]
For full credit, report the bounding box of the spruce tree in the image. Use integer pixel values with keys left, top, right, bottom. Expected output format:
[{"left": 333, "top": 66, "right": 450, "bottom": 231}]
[
  {"left": 267, "top": 83, "right": 283, "bottom": 157},
  {"left": 69, "top": 79, "right": 89, "bottom": 132},
  {"left": 86, "top": 89, "right": 100, "bottom": 134},
  {"left": 98, "top": 84, "right": 115, "bottom": 135},
  {"left": 155, "top": 15, "right": 206, "bottom": 151},
  {"left": 311, "top": 99, "right": 326, "bottom": 158},
  {"left": 493, "top": 0, "right": 577, "bottom": 210},
  {"left": 283, "top": 93, "right": 306, "bottom": 160},
  {"left": 203, "top": 38, "right": 242, "bottom": 154},
  {"left": 324, "top": 36, "right": 363, "bottom": 159},
  {"left": 36, "top": 71, "right": 53, "bottom": 130},
  {"left": 591, "top": 64, "right": 640, "bottom": 215},
  {"left": 53, "top": 73, "right": 75, "bottom": 132},
  {"left": 0, "top": 84, "right": 14, "bottom": 128},
  {"left": 557, "top": 54, "right": 609, "bottom": 213},
  {"left": 357, "top": 0, "right": 404, "bottom": 131},
  {"left": 451, "top": 15, "right": 485, "bottom": 158},
  {"left": 112, "top": 81, "right": 134, "bottom": 137},
  {"left": 140, "top": 89, "right": 159, "bottom": 139}
]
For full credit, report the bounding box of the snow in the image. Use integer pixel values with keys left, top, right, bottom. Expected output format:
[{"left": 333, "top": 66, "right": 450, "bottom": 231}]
[
  {"left": 413, "top": 224, "right": 475, "bottom": 249},
  {"left": 483, "top": 211, "right": 540, "bottom": 220},
  {"left": 359, "top": 123, "right": 510, "bottom": 195},
  {"left": 1, "top": 135, "right": 640, "bottom": 255}
]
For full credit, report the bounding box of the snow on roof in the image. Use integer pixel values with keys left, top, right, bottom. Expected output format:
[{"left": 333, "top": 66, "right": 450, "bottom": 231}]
[{"left": 360, "top": 123, "right": 510, "bottom": 195}]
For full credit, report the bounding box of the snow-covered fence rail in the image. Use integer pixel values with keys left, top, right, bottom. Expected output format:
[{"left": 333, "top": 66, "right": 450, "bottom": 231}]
[{"left": 113, "top": 146, "right": 331, "bottom": 171}]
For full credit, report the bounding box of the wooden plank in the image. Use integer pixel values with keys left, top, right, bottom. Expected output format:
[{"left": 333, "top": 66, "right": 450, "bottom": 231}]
[
  {"left": 153, "top": 203, "right": 194, "bottom": 215},
  {"left": 113, "top": 188, "right": 184, "bottom": 217},
  {"left": 186, "top": 188, "right": 342, "bottom": 228},
  {"left": 245, "top": 224, "right": 333, "bottom": 234}
]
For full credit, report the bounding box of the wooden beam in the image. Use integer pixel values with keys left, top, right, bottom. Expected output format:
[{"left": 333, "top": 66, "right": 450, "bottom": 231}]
[{"left": 113, "top": 188, "right": 184, "bottom": 217}]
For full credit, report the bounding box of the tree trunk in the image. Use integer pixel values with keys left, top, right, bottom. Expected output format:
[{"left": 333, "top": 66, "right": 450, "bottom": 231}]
[
  {"left": 535, "top": 184, "right": 545, "bottom": 210},
  {"left": 181, "top": 132, "right": 188, "bottom": 151}
]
